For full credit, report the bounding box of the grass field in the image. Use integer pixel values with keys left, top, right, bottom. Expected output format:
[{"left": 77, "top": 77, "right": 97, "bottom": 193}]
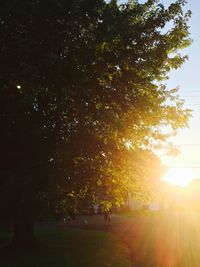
[
  {"left": 114, "top": 211, "right": 200, "bottom": 267},
  {"left": 2, "top": 212, "right": 200, "bottom": 267},
  {"left": 0, "top": 227, "right": 131, "bottom": 267}
]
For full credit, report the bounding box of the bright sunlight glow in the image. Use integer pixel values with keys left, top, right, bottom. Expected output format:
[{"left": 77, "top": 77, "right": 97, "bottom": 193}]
[{"left": 163, "top": 168, "right": 198, "bottom": 187}]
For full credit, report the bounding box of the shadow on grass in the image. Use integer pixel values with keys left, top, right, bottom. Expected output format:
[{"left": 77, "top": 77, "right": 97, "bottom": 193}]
[{"left": 0, "top": 227, "right": 131, "bottom": 267}]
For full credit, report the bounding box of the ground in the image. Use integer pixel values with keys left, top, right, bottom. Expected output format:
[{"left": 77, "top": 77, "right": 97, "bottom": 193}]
[
  {"left": 1, "top": 211, "right": 200, "bottom": 267},
  {"left": 114, "top": 211, "right": 200, "bottom": 267},
  {"left": 67, "top": 211, "right": 200, "bottom": 267},
  {"left": 0, "top": 224, "right": 131, "bottom": 267}
]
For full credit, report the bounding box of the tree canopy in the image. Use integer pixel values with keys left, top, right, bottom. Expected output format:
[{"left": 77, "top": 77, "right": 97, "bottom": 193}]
[{"left": 0, "top": 0, "right": 191, "bottom": 245}]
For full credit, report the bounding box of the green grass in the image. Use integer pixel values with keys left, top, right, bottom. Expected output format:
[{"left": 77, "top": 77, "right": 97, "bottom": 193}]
[
  {"left": 117, "top": 209, "right": 162, "bottom": 218},
  {"left": 0, "top": 227, "right": 131, "bottom": 267}
]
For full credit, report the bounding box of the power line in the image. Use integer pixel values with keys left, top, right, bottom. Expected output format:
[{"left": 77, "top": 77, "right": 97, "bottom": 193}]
[
  {"left": 165, "top": 166, "right": 200, "bottom": 169},
  {"left": 178, "top": 91, "right": 200, "bottom": 93},
  {"left": 185, "top": 106, "right": 200, "bottom": 108},
  {"left": 181, "top": 96, "right": 200, "bottom": 97},
  {"left": 180, "top": 93, "right": 200, "bottom": 95},
  {"left": 176, "top": 144, "right": 200, "bottom": 146}
]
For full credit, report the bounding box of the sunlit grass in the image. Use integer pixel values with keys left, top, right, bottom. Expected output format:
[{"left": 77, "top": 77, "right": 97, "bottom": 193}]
[
  {"left": 154, "top": 211, "right": 200, "bottom": 267},
  {"left": 119, "top": 211, "right": 200, "bottom": 267},
  {"left": 117, "top": 209, "right": 162, "bottom": 218},
  {"left": 2, "top": 211, "right": 200, "bottom": 267}
]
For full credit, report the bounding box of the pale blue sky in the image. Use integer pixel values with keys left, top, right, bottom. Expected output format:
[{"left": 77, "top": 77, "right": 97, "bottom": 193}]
[
  {"left": 119, "top": 0, "right": 200, "bottom": 180},
  {"left": 158, "top": 0, "right": 200, "bottom": 176}
]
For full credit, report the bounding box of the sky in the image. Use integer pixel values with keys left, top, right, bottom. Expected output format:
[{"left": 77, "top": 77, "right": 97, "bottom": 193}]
[
  {"left": 158, "top": 0, "right": 200, "bottom": 180},
  {"left": 119, "top": 0, "right": 200, "bottom": 183}
]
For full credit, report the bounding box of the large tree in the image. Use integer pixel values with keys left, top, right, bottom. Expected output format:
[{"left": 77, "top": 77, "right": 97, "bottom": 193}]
[{"left": 0, "top": 0, "right": 191, "bottom": 247}]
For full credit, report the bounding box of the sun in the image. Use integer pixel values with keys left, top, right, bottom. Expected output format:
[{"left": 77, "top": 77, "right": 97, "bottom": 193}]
[{"left": 163, "top": 168, "right": 197, "bottom": 187}]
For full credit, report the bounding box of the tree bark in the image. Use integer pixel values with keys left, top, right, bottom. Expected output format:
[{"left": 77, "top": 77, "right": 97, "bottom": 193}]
[{"left": 11, "top": 218, "right": 35, "bottom": 248}]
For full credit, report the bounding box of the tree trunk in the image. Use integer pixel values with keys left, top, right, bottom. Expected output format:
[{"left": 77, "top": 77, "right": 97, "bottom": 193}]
[{"left": 11, "top": 218, "right": 35, "bottom": 248}]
